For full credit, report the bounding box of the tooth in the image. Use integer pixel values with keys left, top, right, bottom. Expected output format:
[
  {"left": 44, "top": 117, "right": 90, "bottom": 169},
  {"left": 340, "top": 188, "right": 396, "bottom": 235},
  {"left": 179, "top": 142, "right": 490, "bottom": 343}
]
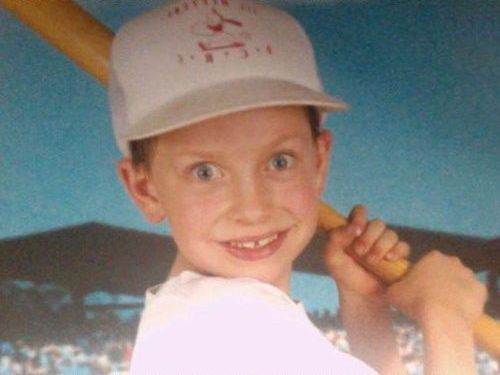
[
  {"left": 228, "top": 233, "right": 279, "bottom": 250},
  {"left": 243, "top": 241, "right": 254, "bottom": 249}
]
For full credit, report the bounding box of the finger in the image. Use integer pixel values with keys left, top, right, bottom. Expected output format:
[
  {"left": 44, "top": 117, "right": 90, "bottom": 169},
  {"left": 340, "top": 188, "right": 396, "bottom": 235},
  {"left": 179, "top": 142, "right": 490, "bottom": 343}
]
[
  {"left": 384, "top": 241, "right": 410, "bottom": 261},
  {"left": 366, "top": 229, "right": 399, "bottom": 264},
  {"left": 326, "top": 223, "right": 355, "bottom": 249},
  {"left": 352, "top": 218, "right": 385, "bottom": 256},
  {"left": 348, "top": 204, "right": 368, "bottom": 236},
  {"left": 326, "top": 205, "right": 368, "bottom": 253},
  {"left": 324, "top": 228, "right": 353, "bottom": 269}
]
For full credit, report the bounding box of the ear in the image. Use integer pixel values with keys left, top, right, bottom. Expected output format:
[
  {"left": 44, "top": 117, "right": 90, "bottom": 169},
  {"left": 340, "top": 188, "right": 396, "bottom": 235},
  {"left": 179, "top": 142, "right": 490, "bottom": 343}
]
[
  {"left": 116, "top": 159, "right": 166, "bottom": 224},
  {"left": 313, "top": 130, "right": 333, "bottom": 195}
]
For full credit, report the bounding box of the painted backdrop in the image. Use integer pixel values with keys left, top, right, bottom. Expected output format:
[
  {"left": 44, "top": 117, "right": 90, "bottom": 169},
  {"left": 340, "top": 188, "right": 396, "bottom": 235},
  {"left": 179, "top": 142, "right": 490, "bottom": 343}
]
[{"left": 1, "top": 0, "right": 498, "bottom": 311}]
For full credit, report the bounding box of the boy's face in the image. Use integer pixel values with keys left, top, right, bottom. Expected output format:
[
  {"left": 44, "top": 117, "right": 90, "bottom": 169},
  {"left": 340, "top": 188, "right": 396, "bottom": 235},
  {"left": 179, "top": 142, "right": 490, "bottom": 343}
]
[{"left": 118, "top": 106, "right": 331, "bottom": 292}]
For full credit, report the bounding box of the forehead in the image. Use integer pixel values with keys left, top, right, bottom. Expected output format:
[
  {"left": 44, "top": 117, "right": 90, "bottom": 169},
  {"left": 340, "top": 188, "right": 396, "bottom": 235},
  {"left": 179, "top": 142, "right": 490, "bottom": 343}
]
[{"left": 155, "top": 106, "right": 311, "bottom": 153}]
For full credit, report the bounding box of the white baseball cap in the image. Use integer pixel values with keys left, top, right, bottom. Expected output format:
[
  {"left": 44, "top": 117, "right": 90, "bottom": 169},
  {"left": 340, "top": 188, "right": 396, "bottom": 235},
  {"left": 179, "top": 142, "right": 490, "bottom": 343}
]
[{"left": 109, "top": 0, "right": 348, "bottom": 156}]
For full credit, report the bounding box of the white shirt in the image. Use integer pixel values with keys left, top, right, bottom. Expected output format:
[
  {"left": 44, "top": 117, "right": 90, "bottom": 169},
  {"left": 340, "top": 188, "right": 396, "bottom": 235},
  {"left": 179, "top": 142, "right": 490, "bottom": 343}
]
[{"left": 130, "top": 271, "right": 378, "bottom": 375}]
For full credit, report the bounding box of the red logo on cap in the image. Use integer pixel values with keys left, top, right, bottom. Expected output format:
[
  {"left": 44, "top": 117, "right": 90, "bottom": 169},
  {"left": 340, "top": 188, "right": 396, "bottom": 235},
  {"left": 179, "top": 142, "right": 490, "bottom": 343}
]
[
  {"left": 176, "top": 3, "right": 271, "bottom": 65},
  {"left": 191, "top": 8, "right": 250, "bottom": 51}
]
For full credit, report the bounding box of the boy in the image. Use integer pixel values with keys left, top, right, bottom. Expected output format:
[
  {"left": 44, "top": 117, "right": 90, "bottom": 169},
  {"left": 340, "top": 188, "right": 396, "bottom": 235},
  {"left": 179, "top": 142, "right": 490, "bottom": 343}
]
[{"left": 109, "top": 1, "right": 487, "bottom": 374}]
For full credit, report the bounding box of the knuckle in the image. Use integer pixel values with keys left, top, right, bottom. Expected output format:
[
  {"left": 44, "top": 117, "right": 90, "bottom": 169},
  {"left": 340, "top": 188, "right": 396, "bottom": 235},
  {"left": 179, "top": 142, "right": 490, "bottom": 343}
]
[
  {"left": 354, "top": 238, "right": 367, "bottom": 251},
  {"left": 399, "top": 241, "right": 410, "bottom": 252},
  {"left": 371, "top": 244, "right": 384, "bottom": 256},
  {"left": 394, "top": 241, "right": 410, "bottom": 257},
  {"left": 371, "top": 218, "right": 386, "bottom": 230},
  {"left": 385, "top": 229, "right": 397, "bottom": 240}
]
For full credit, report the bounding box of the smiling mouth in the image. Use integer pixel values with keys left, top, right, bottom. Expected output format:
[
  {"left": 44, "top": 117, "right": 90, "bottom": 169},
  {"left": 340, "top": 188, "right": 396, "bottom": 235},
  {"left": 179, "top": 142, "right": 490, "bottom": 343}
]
[
  {"left": 227, "top": 233, "right": 279, "bottom": 250},
  {"left": 221, "top": 231, "right": 287, "bottom": 261}
]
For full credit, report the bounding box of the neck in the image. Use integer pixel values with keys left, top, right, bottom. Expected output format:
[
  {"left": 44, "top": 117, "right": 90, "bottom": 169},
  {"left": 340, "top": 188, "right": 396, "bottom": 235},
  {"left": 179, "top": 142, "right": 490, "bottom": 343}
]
[
  {"left": 167, "top": 253, "right": 292, "bottom": 294},
  {"left": 167, "top": 253, "right": 197, "bottom": 279}
]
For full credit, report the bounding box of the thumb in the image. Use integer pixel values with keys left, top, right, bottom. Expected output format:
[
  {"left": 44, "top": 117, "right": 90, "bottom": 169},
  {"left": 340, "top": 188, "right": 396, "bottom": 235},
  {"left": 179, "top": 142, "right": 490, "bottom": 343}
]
[
  {"left": 327, "top": 204, "right": 367, "bottom": 249},
  {"left": 323, "top": 205, "right": 367, "bottom": 266},
  {"left": 324, "top": 205, "right": 367, "bottom": 265}
]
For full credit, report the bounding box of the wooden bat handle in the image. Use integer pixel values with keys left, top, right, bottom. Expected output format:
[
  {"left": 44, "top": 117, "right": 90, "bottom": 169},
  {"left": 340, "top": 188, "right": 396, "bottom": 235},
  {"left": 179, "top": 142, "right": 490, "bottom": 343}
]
[
  {"left": 318, "top": 201, "right": 500, "bottom": 358},
  {"left": 2, "top": 0, "right": 499, "bottom": 359},
  {"left": 0, "top": 0, "right": 112, "bottom": 85}
]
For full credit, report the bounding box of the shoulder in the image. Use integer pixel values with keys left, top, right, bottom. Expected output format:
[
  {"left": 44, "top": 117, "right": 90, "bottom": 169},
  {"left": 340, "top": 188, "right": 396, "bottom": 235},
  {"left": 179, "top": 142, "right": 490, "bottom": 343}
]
[
  {"left": 130, "top": 271, "right": 377, "bottom": 375},
  {"left": 137, "top": 271, "right": 300, "bottom": 334}
]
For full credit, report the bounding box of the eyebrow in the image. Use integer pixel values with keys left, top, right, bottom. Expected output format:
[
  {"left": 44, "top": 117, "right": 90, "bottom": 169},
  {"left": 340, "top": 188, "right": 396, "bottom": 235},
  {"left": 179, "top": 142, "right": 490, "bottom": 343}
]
[
  {"left": 174, "top": 134, "right": 307, "bottom": 159},
  {"left": 271, "top": 134, "right": 307, "bottom": 147}
]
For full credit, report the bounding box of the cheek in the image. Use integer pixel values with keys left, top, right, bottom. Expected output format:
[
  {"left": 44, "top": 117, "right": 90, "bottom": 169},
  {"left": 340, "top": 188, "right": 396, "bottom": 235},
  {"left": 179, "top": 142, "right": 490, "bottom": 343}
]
[
  {"left": 163, "top": 187, "right": 224, "bottom": 238},
  {"left": 274, "top": 177, "right": 319, "bottom": 222}
]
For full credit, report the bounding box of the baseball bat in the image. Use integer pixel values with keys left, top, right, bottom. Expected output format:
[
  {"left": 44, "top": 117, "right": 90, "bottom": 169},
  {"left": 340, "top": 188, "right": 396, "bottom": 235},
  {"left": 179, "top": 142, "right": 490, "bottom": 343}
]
[{"left": 2, "top": 0, "right": 498, "bottom": 358}]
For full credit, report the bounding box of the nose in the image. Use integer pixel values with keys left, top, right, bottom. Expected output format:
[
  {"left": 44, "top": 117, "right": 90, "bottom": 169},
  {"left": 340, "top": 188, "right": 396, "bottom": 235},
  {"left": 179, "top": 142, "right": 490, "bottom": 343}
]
[{"left": 229, "top": 174, "right": 271, "bottom": 225}]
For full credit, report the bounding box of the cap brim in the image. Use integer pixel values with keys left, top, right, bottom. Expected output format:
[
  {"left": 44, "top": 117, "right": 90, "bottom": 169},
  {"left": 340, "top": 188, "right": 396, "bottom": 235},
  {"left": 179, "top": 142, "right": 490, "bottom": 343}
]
[{"left": 119, "top": 77, "right": 348, "bottom": 151}]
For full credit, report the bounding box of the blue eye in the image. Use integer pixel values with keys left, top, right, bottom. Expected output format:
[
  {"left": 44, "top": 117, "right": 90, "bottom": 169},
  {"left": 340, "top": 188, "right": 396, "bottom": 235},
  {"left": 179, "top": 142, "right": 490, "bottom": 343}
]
[
  {"left": 193, "top": 163, "right": 221, "bottom": 180},
  {"left": 270, "top": 154, "right": 294, "bottom": 170}
]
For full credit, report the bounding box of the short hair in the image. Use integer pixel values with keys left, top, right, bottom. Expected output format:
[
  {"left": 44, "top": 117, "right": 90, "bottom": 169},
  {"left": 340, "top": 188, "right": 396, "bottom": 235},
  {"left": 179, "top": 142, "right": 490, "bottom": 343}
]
[{"left": 130, "top": 106, "right": 321, "bottom": 170}]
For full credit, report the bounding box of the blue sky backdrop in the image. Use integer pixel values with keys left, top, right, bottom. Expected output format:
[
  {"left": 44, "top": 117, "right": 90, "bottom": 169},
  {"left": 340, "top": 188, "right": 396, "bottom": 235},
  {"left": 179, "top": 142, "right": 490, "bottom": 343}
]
[{"left": 0, "top": 0, "right": 498, "bottom": 312}]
